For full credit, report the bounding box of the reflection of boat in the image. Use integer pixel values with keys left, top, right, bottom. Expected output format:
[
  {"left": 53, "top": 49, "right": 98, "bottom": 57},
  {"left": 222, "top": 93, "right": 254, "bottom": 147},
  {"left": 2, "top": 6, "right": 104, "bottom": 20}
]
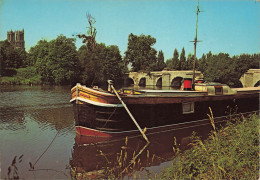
[
  {"left": 69, "top": 118, "right": 213, "bottom": 179},
  {"left": 70, "top": 81, "right": 259, "bottom": 137}
]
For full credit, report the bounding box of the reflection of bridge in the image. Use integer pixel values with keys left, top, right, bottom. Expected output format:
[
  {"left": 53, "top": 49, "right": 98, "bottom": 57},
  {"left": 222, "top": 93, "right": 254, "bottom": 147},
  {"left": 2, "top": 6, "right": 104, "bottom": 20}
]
[
  {"left": 240, "top": 69, "right": 260, "bottom": 87},
  {"left": 124, "top": 70, "right": 203, "bottom": 88}
]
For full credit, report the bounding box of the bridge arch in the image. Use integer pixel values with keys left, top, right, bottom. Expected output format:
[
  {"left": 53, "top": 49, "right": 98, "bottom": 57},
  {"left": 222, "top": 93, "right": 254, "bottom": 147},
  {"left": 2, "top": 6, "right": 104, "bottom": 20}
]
[
  {"left": 125, "top": 77, "right": 134, "bottom": 86},
  {"left": 171, "top": 76, "right": 183, "bottom": 89},
  {"left": 139, "top": 77, "right": 146, "bottom": 87},
  {"left": 254, "top": 80, "right": 260, "bottom": 87},
  {"left": 156, "top": 77, "right": 162, "bottom": 87}
]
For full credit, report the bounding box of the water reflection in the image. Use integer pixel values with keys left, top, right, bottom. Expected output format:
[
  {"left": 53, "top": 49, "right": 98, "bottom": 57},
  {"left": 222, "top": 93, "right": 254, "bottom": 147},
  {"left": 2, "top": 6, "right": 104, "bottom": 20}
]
[
  {"left": 0, "top": 107, "right": 26, "bottom": 131},
  {"left": 0, "top": 85, "right": 75, "bottom": 179},
  {"left": 70, "top": 118, "right": 219, "bottom": 179}
]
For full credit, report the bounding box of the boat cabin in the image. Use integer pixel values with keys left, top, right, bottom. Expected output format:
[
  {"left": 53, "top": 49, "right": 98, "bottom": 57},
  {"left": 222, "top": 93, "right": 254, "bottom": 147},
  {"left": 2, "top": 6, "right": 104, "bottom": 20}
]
[{"left": 194, "top": 82, "right": 237, "bottom": 95}]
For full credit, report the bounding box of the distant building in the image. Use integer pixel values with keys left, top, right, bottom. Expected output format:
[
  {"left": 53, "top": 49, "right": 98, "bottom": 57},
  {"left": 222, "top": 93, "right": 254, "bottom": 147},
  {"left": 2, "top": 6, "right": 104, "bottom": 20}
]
[{"left": 7, "top": 29, "right": 25, "bottom": 50}]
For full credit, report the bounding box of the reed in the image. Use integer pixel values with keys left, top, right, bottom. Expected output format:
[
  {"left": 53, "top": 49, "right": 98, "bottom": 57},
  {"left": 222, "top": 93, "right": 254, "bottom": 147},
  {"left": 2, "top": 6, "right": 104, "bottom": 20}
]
[
  {"left": 160, "top": 110, "right": 259, "bottom": 179},
  {"left": 6, "top": 154, "right": 23, "bottom": 180},
  {"left": 104, "top": 137, "right": 151, "bottom": 179}
]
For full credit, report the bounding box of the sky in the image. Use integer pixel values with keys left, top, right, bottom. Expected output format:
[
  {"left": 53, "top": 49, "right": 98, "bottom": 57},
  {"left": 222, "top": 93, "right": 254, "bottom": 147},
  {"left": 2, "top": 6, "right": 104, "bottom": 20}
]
[{"left": 0, "top": 0, "right": 259, "bottom": 60}]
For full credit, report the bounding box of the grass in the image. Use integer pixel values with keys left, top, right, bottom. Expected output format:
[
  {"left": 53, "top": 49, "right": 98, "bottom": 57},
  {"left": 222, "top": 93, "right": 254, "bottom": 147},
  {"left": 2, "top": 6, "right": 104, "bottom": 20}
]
[
  {"left": 0, "top": 66, "right": 41, "bottom": 85},
  {"left": 160, "top": 109, "right": 259, "bottom": 179}
]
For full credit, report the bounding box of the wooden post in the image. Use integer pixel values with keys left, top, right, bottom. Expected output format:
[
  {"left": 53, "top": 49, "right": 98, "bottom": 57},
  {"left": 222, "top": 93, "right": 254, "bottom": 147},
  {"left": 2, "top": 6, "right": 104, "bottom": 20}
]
[{"left": 107, "top": 80, "right": 149, "bottom": 143}]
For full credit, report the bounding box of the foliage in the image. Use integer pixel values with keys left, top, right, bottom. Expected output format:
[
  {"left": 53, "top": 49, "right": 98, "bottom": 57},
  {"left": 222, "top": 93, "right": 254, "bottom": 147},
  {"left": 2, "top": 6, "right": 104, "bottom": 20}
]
[
  {"left": 172, "top": 48, "right": 179, "bottom": 70},
  {"left": 124, "top": 33, "right": 157, "bottom": 72},
  {"left": 160, "top": 113, "right": 259, "bottom": 179},
  {"left": 186, "top": 53, "right": 194, "bottom": 70},
  {"left": 204, "top": 53, "right": 237, "bottom": 86},
  {"left": 33, "top": 35, "right": 80, "bottom": 85},
  {"left": 0, "top": 66, "right": 41, "bottom": 85},
  {"left": 198, "top": 53, "right": 207, "bottom": 72},
  {"left": 27, "top": 40, "right": 49, "bottom": 66},
  {"left": 76, "top": 13, "right": 97, "bottom": 51},
  {"left": 78, "top": 43, "right": 125, "bottom": 87},
  {"left": 0, "top": 40, "right": 27, "bottom": 75},
  {"left": 201, "top": 52, "right": 259, "bottom": 87},
  {"left": 156, "top": 50, "right": 166, "bottom": 71},
  {"left": 179, "top": 47, "right": 186, "bottom": 70},
  {"left": 76, "top": 14, "right": 125, "bottom": 87}
]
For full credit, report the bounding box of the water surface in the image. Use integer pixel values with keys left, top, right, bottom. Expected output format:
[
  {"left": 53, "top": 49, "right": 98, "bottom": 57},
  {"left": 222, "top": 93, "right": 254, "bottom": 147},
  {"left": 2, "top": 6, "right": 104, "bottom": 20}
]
[
  {"left": 0, "top": 85, "right": 217, "bottom": 179},
  {"left": 0, "top": 85, "right": 75, "bottom": 179}
]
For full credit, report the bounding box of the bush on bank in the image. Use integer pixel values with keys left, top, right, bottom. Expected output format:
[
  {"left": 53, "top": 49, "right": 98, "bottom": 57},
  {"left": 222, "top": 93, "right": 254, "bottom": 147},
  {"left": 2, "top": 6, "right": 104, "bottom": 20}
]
[
  {"left": 0, "top": 66, "right": 41, "bottom": 85},
  {"left": 160, "top": 113, "right": 259, "bottom": 179}
]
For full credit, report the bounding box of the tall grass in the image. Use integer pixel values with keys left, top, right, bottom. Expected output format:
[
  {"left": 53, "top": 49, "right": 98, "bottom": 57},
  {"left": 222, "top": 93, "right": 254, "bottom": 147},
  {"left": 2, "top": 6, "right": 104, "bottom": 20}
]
[{"left": 160, "top": 110, "right": 259, "bottom": 179}]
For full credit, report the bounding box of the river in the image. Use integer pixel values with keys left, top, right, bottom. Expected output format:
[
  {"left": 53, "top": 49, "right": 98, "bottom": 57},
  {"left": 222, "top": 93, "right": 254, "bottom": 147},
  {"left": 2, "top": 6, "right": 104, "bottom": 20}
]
[{"left": 0, "top": 85, "right": 217, "bottom": 179}]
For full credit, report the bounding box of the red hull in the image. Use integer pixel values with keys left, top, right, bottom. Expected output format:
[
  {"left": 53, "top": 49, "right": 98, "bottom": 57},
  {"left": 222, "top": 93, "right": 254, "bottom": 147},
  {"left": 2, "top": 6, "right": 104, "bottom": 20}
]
[{"left": 75, "top": 113, "right": 237, "bottom": 139}]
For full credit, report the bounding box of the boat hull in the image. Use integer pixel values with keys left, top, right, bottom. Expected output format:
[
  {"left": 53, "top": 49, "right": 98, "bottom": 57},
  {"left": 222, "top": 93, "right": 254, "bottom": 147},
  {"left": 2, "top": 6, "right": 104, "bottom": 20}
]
[{"left": 71, "top": 85, "right": 259, "bottom": 137}]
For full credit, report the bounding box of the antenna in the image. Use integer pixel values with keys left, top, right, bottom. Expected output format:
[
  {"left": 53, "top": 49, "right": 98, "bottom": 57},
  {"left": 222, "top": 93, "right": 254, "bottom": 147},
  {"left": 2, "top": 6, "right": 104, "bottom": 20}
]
[{"left": 191, "top": 0, "right": 201, "bottom": 89}]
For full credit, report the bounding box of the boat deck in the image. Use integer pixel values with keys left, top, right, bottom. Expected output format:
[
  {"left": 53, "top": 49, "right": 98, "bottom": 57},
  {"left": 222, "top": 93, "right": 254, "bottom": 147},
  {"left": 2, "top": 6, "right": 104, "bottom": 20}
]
[{"left": 232, "top": 87, "right": 260, "bottom": 94}]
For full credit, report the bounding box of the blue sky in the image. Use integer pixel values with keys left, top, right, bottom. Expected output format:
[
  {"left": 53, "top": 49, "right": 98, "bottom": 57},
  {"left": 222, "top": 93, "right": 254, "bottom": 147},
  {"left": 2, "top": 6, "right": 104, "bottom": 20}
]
[{"left": 0, "top": 0, "right": 259, "bottom": 59}]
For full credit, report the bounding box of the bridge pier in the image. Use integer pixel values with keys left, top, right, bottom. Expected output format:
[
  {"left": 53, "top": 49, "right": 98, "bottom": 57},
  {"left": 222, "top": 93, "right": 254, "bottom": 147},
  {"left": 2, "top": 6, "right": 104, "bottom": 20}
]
[{"left": 240, "top": 69, "right": 260, "bottom": 87}]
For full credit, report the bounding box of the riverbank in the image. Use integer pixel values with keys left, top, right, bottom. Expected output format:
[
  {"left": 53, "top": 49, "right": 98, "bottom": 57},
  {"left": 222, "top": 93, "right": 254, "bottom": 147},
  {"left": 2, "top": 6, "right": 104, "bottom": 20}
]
[
  {"left": 0, "top": 67, "right": 41, "bottom": 85},
  {"left": 159, "top": 112, "right": 259, "bottom": 179}
]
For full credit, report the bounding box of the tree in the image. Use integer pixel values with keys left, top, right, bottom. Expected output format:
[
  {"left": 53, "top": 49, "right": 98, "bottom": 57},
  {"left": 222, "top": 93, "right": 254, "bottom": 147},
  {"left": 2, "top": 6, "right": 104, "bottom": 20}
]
[
  {"left": 27, "top": 40, "right": 49, "bottom": 66},
  {"left": 0, "top": 40, "right": 23, "bottom": 75},
  {"left": 186, "top": 53, "right": 194, "bottom": 70},
  {"left": 77, "top": 13, "right": 97, "bottom": 51},
  {"left": 78, "top": 43, "right": 124, "bottom": 86},
  {"left": 103, "top": 45, "right": 125, "bottom": 84},
  {"left": 179, "top": 47, "right": 186, "bottom": 70},
  {"left": 198, "top": 53, "right": 207, "bottom": 72},
  {"left": 35, "top": 35, "right": 80, "bottom": 85},
  {"left": 165, "top": 59, "right": 173, "bottom": 70},
  {"left": 156, "top": 50, "right": 166, "bottom": 71},
  {"left": 201, "top": 52, "right": 259, "bottom": 87},
  {"left": 16, "top": 49, "right": 27, "bottom": 67},
  {"left": 172, "top": 48, "right": 179, "bottom": 70},
  {"left": 204, "top": 53, "right": 238, "bottom": 87},
  {"left": 124, "top": 33, "right": 157, "bottom": 72}
]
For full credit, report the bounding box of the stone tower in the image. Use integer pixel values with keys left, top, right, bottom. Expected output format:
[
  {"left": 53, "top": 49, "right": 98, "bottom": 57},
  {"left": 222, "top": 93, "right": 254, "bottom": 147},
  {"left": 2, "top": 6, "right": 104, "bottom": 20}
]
[
  {"left": 7, "top": 29, "right": 25, "bottom": 50},
  {"left": 7, "top": 30, "right": 15, "bottom": 44}
]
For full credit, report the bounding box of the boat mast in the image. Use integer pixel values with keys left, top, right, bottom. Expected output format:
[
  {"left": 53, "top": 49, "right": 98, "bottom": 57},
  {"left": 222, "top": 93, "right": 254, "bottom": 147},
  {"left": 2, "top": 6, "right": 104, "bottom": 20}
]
[{"left": 191, "top": 0, "right": 201, "bottom": 89}]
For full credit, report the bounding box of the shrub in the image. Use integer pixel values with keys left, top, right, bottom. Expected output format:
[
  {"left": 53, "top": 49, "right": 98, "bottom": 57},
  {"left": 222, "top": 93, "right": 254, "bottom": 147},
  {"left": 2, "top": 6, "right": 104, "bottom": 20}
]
[
  {"left": 0, "top": 66, "right": 41, "bottom": 85},
  {"left": 160, "top": 112, "right": 259, "bottom": 179}
]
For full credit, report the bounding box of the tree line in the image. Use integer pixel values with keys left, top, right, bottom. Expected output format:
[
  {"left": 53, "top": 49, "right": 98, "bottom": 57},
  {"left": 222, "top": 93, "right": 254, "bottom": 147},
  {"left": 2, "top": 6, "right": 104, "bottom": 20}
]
[
  {"left": 0, "top": 17, "right": 259, "bottom": 87},
  {"left": 165, "top": 49, "right": 259, "bottom": 87}
]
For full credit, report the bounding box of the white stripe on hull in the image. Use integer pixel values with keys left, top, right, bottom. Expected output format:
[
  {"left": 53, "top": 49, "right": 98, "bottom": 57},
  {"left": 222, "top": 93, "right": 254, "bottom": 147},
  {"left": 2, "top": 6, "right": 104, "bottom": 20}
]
[{"left": 70, "top": 97, "right": 123, "bottom": 107}]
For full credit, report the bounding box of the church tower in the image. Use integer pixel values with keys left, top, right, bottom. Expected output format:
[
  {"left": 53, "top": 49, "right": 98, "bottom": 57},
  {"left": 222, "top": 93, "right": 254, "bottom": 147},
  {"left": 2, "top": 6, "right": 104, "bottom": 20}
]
[
  {"left": 7, "top": 30, "right": 15, "bottom": 44},
  {"left": 7, "top": 29, "right": 25, "bottom": 50},
  {"left": 15, "top": 29, "right": 25, "bottom": 50}
]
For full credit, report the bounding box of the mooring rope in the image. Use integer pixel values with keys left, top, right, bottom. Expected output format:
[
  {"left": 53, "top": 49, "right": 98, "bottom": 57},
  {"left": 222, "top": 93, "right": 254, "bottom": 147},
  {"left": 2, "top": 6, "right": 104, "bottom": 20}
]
[{"left": 30, "top": 131, "right": 59, "bottom": 170}]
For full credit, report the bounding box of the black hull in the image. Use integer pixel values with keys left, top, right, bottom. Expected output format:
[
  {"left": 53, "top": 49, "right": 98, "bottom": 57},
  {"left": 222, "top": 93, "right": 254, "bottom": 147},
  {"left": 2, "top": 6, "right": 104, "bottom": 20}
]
[{"left": 73, "top": 95, "right": 259, "bottom": 133}]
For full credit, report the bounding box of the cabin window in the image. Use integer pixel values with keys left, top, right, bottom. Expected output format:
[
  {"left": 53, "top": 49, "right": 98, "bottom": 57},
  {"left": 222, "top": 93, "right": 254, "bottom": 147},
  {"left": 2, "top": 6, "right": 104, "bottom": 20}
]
[
  {"left": 215, "top": 86, "right": 223, "bottom": 95},
  {"left": 182, "top": 102, "right": 194, "bottom": 114}
]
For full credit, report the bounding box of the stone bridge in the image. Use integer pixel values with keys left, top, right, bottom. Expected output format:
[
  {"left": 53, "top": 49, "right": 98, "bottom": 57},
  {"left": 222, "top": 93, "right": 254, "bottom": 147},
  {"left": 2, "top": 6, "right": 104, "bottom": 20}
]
[
  {"left": 240, "top": 69, "right": 260, "bottom": 87},
  {"left": 124, "top": 70, "right": 203, "bottom": 88}
]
